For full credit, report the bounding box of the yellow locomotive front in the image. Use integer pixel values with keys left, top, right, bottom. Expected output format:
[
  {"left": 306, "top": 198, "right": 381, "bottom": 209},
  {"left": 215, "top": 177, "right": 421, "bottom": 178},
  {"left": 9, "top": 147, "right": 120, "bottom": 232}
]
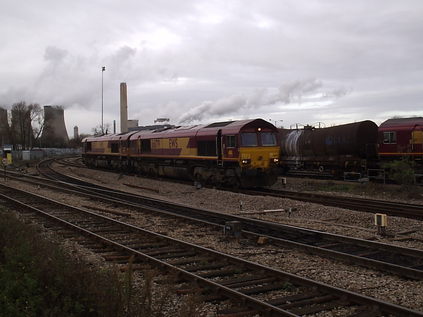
[{"left": 233, "top": 126, "right": 280, "bottom": 187}]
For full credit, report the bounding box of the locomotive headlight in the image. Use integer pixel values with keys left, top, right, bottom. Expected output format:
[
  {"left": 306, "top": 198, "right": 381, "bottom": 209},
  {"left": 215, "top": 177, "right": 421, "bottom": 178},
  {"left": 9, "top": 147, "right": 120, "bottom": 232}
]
[
  {"left": 241, "top": 159, "right": 251, "bottom": 164},
  {"left": 272, "top": 158, "right": 279, "bottom": 163}
]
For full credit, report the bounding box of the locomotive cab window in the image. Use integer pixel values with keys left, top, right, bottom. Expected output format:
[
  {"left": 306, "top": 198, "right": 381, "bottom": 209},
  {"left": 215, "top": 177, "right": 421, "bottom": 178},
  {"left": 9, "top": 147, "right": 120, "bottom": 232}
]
[
  {"left": 261, "top": 132, "right": 277, "bottom": 146},
  {"left": 241, "top": 133, "right": 258, "bottom": 146},
  {"left": 383, "top": 131, "right": 397, "bottom": 144},
  {"left": 111, "top": 142, "right": 119, "bottom": 153},
  {"left": 85, "top": 142, "right": 92, "bottom": 152},
  {"left": 226, "top": 135, "right": 236, "bottom": 148}
]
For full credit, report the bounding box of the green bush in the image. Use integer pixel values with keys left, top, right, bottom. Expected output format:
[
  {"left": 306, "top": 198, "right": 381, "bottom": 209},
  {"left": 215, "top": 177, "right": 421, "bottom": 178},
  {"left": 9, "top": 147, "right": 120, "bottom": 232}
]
[
  {"left": 382, "top": 159, "right": 415, "bottom": 185},
  {"left": 0, "top": 212, "right": 127, "bottom": 317},
  {"left": 0, "top": 211, "right": 207, "bottom": 317}
]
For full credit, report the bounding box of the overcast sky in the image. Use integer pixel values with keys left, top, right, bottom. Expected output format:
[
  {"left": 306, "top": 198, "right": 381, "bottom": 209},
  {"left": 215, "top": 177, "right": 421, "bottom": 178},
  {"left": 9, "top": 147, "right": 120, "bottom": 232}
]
[{"left": 1, "top": 0, "right": 423, "bottom": 135}]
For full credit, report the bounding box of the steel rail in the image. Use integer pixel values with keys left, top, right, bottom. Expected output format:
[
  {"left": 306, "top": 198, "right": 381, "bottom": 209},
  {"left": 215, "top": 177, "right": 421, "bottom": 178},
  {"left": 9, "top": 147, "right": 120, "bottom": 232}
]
[
  {"left": 48, "top": 157, "right": 423, "bottom": 220},
  {"left": 242, "top": 188, "right": 423, "bottom": 220},
  {"left": 6, "top": 166, "right": 423, "bottom": 280},
  {"left": 1, "top": 183, "right": 422, "bottom": 316}
]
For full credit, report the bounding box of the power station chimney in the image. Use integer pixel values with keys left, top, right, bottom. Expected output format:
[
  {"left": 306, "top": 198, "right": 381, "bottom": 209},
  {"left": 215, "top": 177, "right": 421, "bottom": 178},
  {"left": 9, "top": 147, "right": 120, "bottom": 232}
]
[
  {"left": 120, "top": 82, "right": 128, "bottom": 133},
  {"left": 73, "top": 126, "right": 79, "bottom": 139}
]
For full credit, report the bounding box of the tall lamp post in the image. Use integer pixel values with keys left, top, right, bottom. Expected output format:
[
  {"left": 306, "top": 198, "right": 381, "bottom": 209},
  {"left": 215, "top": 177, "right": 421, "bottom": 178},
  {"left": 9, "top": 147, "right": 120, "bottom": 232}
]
[
  {"left": 269, "top": 119, "right": 283, "bottom": 128},
  {"left": 275, "top": 119, "right": 283, "bottom": 128},
  {"left": 101, "top": 66, "right": 106, "bottom": 135}
]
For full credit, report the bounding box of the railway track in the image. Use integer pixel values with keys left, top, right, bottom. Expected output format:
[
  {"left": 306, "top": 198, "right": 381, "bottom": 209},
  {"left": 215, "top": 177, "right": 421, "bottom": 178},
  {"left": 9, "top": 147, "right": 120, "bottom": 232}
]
[
  {"left": 48, "top": 156, "right": 423, "bottom": 220},
  {"left": 240, "top": 188, "right": 423, "bottom": 220},
  {"left": 1, "top": 183, "right": 422, "bottom": 316},
  {"left": 0, "top": 159, "right": 411, "bottom": 280},
  {"left": 54, "top": 156, "right": 85, "bottom": 168}
]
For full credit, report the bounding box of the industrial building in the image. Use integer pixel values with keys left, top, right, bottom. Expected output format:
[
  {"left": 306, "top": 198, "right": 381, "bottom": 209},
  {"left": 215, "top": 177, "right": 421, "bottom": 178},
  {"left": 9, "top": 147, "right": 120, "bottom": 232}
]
[{"left": 119, "top": 82, "right": 173, "bottom": 132}]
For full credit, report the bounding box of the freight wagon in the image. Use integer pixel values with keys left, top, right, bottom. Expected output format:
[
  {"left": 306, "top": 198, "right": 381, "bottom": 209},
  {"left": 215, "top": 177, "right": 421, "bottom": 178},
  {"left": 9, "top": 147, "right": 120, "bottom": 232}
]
[{"left": 278, "top": 121, "right": 379, "bottom": 178}]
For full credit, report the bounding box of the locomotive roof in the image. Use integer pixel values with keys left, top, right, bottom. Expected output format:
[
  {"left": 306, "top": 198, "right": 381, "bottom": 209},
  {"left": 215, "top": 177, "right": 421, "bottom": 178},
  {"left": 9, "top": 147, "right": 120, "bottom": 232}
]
[
  {"left": 82, "top": 131, "right": 136, "bottom": 142},
  {"left": 379, "top": 117, "right": 423, "bottom": 131},
  {"left": 82, "top": 119, "right": 276, "bottom": 142},
  {"left": 129, "top": 118, "right": 276, "bottom": 140}
]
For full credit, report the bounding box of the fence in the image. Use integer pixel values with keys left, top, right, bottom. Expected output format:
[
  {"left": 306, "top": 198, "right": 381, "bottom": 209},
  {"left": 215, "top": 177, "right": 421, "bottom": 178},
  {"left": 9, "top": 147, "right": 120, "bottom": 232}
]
[{"left": 1, "top": 148, "right": 81, "bottom": 162}]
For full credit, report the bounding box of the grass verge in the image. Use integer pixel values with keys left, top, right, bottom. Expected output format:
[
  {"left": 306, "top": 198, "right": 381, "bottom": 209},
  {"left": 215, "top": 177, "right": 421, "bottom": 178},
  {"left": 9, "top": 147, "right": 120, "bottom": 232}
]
[{"left": 0, "top": 210, "right": 207, "bottom": 316}]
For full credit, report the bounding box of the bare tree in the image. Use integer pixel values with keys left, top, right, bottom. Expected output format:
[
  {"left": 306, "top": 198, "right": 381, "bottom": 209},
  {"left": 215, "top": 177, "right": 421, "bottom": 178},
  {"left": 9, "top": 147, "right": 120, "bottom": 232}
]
[
  {"left": 92, "top": 123, "right": 111, "bottom": 136},
  {"left": 68, "top": 133, "right": 89, "bottom": 148},
  {"left": 31, "top": 104, "right": 45, "bottom": 148},
  {"left": 10, "top": 101, "right": 44, "bottom": 149}
]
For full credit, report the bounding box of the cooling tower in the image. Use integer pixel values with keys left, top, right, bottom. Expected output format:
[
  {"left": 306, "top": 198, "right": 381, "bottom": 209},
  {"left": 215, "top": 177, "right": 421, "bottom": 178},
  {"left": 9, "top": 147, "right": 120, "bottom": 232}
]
[
  {"left": 120, "top": 82, "right": 128, "bottom": 133},
  {"left": 0, "top": 107, "right": 9, "bottom": 146},
  {"left": 41, "top": 105, "right": 69, "bottom": 147}
]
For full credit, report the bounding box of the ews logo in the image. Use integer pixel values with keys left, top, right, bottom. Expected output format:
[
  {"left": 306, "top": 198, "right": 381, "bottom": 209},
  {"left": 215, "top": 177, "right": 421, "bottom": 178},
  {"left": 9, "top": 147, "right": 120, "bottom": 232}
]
[{"left": 169, "top": 138, "right": 178, "bottom": 148}]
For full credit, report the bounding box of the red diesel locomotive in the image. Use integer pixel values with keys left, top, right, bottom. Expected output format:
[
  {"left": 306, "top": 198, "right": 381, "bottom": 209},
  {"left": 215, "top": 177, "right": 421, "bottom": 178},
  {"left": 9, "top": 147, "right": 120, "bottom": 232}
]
[{"left": 82, "top": 118, "right": 280, "bottom": 187}]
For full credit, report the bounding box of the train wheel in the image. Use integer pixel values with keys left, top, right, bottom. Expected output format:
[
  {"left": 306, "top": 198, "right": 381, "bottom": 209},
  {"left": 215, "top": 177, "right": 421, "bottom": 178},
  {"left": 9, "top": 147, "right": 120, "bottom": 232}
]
[
  {"left": 194, "top": 173, "right": 204, "bottom": 186},
  {"left": 229, "top": 176, "right": 241, "bottom": 189},
  {"left": 148, "top": 168, "right": 157, "bottom": 178},
  {"left": 206, "top": 175, "right": 217, "bottom": 186}
]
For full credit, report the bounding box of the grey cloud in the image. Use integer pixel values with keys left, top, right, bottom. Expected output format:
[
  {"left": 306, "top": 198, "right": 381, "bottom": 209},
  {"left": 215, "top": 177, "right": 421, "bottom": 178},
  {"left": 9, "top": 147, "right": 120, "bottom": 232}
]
[
  {"left": 1, "top": 0, "right": 423, "bottom": 134},
  {"left": 44, "top": 46, "right": 68, "bottom": 63}
]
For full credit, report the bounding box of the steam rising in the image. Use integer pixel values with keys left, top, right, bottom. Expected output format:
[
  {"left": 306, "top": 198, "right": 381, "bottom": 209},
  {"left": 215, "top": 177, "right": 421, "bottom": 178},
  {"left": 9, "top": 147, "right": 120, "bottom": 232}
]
[{"left": 178, "top": 78, "right": 349, "bottom": 123}]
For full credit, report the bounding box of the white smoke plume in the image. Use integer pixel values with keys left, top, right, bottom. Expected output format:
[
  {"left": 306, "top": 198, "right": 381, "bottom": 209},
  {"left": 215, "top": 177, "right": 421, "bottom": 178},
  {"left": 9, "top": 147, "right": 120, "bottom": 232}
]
[
  {"left": 279, "top": 78, "right": 323, "bottom": 103},
  {"left": 178, "top": 78, "right": 349, "bottom": 123},
  {"left": 178, "top": 95, "right": 247, "bottom": 123}
]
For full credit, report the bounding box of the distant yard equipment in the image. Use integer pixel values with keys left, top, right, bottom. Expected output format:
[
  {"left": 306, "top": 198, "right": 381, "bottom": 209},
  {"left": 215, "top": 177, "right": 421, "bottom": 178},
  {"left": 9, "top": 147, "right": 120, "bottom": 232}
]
[
  {"left": 1, "top": 145, "right": 13, "bottom": 165},
  {"left": 223, "top": 221, "right": 242, "bottom": 238},
  {"left": 375, "top": 213, "right": 388, "bottom": 236}
]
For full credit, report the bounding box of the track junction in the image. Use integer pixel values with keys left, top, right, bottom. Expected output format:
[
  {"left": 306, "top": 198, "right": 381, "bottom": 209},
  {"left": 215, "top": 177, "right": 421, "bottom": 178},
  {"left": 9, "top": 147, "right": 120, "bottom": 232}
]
[{"left": 0, "top": 157, "right": 422, "bottom": 315}]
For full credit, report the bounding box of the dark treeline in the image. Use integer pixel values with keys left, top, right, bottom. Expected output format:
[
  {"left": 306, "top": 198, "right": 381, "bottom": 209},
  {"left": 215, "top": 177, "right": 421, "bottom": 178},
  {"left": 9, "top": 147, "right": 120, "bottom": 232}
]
[{"left": 0, "top": 101, "right": 86, "bottom": 149}]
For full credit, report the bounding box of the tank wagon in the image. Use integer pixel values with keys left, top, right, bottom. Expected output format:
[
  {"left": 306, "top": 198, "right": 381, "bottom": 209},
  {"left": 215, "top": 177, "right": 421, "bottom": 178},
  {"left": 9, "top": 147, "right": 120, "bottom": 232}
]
[
  {"left": 278, "top": 120, "right": 379, "bottom": 178},
  {"left": 82, "top": 119, "right": 280, "bottom": 187}
]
